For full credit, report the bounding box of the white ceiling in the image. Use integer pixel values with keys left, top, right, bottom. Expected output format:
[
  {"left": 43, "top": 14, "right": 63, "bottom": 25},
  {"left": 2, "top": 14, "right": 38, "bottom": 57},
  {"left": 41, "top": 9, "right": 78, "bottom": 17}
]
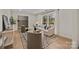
[{"left": 12, "top": 9, "right": 55, "bottom": 15}]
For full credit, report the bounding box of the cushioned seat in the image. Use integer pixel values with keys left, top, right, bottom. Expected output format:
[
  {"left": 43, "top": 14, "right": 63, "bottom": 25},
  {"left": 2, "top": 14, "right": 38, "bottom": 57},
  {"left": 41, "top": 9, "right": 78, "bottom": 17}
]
[{"left": 44, "top": 26, "right": 55, "bottom": 37}]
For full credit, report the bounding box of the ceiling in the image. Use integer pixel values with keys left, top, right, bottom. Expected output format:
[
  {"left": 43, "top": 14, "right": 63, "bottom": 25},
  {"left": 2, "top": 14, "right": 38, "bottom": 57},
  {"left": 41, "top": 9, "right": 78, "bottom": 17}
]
[{"left": 12, "top": 9, "right": 55, "bottom": 15}]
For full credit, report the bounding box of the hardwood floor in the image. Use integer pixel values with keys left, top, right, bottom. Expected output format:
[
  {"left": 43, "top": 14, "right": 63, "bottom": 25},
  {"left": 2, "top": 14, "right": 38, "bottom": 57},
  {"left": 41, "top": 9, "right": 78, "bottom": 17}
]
[
  {"left": 46, "top": 35, "right": 72, "bottom": 49},
  {"left": 13, "top": 31, "right": 24, "bottom": 49},
  {"left": 3, "top": 31, "right": 72, "bottom": 49},
  {"left": 3, "top": 31, "right": 24, "bottom": 49}
]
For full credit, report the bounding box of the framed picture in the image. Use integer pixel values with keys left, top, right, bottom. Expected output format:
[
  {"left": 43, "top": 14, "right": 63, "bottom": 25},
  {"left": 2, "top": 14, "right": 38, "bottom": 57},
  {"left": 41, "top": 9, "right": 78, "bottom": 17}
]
[
  {"left": 42, "top": 15, "right": 47, "bottom": 24},
  {"left": 49, "top": 15, "right": 55, "bottom": 25}
]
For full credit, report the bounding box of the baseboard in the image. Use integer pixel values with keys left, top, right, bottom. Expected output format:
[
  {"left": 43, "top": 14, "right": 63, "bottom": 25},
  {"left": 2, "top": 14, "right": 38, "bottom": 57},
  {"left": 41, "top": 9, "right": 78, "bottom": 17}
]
[{"left": 55, "top": 35, "right": 72, "bottom": 40}]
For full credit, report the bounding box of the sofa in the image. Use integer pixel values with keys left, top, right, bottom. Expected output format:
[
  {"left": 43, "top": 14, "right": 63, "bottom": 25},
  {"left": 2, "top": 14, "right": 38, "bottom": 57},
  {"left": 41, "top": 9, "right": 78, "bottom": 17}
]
[
  {"left": 36, "top": 24, "right": 55, "bottom": 48},
  {"left": 43, "top": 26, "right": 55, "bottom": 36}
]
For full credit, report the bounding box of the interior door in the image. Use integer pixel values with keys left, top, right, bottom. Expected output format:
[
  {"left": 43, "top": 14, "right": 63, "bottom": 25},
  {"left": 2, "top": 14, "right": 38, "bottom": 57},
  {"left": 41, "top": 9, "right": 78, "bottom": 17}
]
[{"left": 18, "top": 16, "right": 28, "bottom": 29}]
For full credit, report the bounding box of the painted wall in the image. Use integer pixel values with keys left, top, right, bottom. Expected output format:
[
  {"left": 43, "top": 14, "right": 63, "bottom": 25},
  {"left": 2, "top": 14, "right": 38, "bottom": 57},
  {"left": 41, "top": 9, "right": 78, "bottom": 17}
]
[
  {"left": 77, "top": 10, "right": 79, "bottom": 47},
  {"left": 58, "top": 9, "right": 73, "bottom": 38},
  {"left": 58, "top": 9, "right": 78, "bottom": 48}
]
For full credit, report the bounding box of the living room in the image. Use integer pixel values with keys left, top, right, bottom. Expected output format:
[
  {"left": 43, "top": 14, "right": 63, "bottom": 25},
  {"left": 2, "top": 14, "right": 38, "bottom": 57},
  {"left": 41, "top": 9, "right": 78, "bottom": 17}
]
[{"left": 0, "top": 9, "right": 79, "bottom": 49}]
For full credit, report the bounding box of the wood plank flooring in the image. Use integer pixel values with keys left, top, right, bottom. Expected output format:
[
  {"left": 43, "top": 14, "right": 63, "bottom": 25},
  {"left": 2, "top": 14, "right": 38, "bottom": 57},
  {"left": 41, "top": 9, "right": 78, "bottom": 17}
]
[
  {"left": 3, "top": 31, "right": 24, "bottom": 49},
  {"left": 13, "top": 31, "right": 24, "bottom": 49},
  {"left": 46, "top": 35, "right": 72, "bottom": 49},
  {"left": 3, "top": 31, "right": 72, "bottom": 49}
]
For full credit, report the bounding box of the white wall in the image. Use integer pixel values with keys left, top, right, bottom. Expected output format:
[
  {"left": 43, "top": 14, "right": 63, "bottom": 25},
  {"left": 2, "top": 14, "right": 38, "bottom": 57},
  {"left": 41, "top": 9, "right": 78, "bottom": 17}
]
[
  {"left": 77, "top": 10, "right": 79, "bottom": 47},
  {"left": 58, "top": 9, "right": 73, "bottom": 38},
  {"left": 58, "top": 9, "right": 78, "bottom": 48}
]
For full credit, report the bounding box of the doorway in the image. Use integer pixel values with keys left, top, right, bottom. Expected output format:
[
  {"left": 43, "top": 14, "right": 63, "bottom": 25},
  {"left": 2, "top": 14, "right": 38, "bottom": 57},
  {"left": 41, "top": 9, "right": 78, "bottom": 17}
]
[{"left": 17, "top": 16, "right": 28, "bottom": 30}]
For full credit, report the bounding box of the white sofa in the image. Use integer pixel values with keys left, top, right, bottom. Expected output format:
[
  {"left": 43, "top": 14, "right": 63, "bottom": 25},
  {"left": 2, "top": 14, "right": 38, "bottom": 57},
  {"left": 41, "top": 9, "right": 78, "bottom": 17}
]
[
  {"left": 37, "top": 25, "right": 55, "bottom": 48},
  {"left": 43, "top": 26, "right": 55, "bottom": 36}
]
